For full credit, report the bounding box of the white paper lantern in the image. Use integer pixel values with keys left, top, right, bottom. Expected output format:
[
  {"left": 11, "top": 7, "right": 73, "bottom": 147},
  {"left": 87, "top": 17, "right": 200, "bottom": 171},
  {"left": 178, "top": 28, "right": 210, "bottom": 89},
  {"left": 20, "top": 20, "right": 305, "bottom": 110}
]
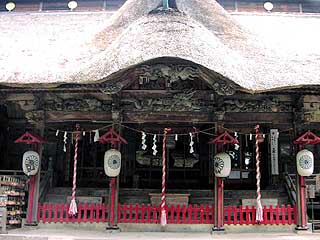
[
  {"left": 296, "top": 149, "right": 314, "bottom": 177},
  {"left": 214, "top": 152, "right": 231, "bottom": 178},
  {"left": 22, "top": 151, "right": 40, "bottom": 176},
  {"left": 104, "top": 149, "right": 121, "bottom": 177}
]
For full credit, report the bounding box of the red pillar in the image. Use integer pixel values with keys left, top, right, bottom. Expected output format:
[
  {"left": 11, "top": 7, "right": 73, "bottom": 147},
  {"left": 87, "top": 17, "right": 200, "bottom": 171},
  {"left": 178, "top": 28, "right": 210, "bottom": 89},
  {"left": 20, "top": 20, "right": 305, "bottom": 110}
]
[
  {"left": 108, "top": 177, "right": 116, "bottom": 227},
  {"left": 213, "top": 144, "right": 224, "bottom": 231},
  {"left": 27, "top": 175, "right": 36, "bottom": 224},
  {"left": 296, "top": 145, "right": 308, "bottom": 230}
]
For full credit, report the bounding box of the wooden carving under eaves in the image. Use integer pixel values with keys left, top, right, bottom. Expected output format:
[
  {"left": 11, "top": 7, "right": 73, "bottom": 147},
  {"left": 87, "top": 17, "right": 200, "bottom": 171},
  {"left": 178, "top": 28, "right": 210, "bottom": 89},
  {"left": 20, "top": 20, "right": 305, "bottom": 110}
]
[
  {"left": 45, "top": 97, "right": 111, "bottom": 112},
  {"left": 121, "top": 89, "right": 215, "bottom": 112},
  {"left": 220, "top": 97, "right": 292, "bottom": 113},
  {"left": 134, "top": 63, "right": 236, "bottom": 95},
  {"left": 304, "top": 110, "right": 320, "bottom": 123}
]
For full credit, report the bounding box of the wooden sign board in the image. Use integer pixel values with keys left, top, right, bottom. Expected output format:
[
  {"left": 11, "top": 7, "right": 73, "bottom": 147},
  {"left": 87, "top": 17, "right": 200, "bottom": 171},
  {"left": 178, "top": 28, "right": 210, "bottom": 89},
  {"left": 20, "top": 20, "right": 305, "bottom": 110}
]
[{"left": 270, "top": 129, "right": 279, "bottom": 175}]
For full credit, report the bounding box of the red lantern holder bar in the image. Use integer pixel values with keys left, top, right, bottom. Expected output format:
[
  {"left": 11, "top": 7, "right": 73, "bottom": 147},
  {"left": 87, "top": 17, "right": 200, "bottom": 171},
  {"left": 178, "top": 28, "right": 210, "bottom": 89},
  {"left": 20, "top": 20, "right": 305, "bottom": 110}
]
[
  {"left": 15, "top": 131, "right": 47, "bottom": 225},
  {"left": 293, "top": 130, "right": 320, "bottom": 230},
  {"left": 98, "top": 128, "right": 127, "bottom": 229},
  {"left": 208, "top": 131, "right": 238, "bottom": 231}
]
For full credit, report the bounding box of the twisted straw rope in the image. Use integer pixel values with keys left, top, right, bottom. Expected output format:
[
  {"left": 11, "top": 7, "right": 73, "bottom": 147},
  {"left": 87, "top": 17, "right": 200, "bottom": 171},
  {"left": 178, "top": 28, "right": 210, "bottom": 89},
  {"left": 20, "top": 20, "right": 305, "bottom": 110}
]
[
  {"left": 161, "top": 128, "right": 171, "bottom": 226},
  {"left": 255, "top": 125, "right": 263, "bottom": 223}
]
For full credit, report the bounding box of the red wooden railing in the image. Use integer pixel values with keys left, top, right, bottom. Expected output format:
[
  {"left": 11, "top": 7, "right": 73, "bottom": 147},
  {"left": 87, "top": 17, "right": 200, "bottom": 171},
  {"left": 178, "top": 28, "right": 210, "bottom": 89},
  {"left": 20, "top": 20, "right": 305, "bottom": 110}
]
[
  {"left": 38, "top": 203, "right": 296, "bottom": 225},
  {"left": 38, "top": 203, "right": 108, "bottom": 223}
]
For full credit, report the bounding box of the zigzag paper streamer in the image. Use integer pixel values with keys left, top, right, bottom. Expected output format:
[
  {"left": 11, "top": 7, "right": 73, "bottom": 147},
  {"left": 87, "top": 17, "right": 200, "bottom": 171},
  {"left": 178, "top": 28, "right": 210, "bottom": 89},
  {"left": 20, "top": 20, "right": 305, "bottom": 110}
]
[
  {"left": 152, "top": 134, "right": 157, "bottom": 156},
  {"left": 189, "top": 132, "right": 194, "bottom": 154},
  {"left": 94, "top": 130, "right": 100, "bottom": 142},
  {"left": 141, "top": 132, "right": 147, "bottom": 150},
  {"left": 63, "top": 132, "right": 67, "bottom": 152}
]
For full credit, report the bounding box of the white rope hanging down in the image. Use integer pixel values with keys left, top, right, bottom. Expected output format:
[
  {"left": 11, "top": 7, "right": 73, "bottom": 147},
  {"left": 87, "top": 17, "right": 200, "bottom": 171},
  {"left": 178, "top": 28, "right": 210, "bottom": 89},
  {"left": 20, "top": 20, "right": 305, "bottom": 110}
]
[
  {"left": 68, "top": 125, "right": 80, "bottom": 216},
  {"left": 141, "top": 131, "right": 147, "bottom": 150},
  {"left": 152, "top": 134, "right": 157, "bottom": 156},
  {"left": 255, "top": 125, "right": 263, "bottom": 223},
  {"left": 189, "top": 132, "right": 194, "bottom": 153}
]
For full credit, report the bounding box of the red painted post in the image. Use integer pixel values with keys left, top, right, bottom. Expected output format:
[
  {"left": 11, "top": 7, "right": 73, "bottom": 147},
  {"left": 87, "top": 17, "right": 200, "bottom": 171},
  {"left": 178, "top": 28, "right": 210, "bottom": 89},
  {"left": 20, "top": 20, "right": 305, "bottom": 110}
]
[
  {"left": 187, "top": 205, "right": 192, "bottom": 224},
  {"left": 275, "top": 205, "right": 280, "bottom": 225},
  {"left": 263, "top": 206, "right": 268, "bottom": 225},
  {"left": 89, "top": 204, "right": 94, "bottom": 222},
  {"left": 288, "top": 205, "right": 292, "bottom": 225},
  {"left": 141, "top": 204, "right": 145, "bottom": 223},
  {"left": 129, "top": 204, "right": 133, "bottom": 222},
  {"left": 245, "top": 206, "right": 250, "bottom": 225},
  {"left": 281, "top": 205, "right": 286, "bottom": 224},
  {"left": 47, "top": 203, "right": 52, "bottom": 222},
  {"left": 37, "top": 204, "right": 41, "bottom": 223},
  {"left": 83, "top": 203, "right": 88, "bottom": 222},
  {"left": 42, "top": 203, "right": 47, "bottom": 223},
  {"left": 102, "top": 204, "right": 106, "bottom": 222},
  {"left": 169, "top": 205, "right": 174, "bottom": 223},
  {"left": 200, "top": 204, "right": 204, "bottom": 224},
  {"left": 59, "top": 204, "right": 63, "bottom": 222},
  {"left": 27, "top": 176, "right": 36, "bottom": 224},
  {"left": 108, "top": 178, "right": 116, "bottom": 226},
  {"left": 250, "top": 206, "right": 255, "bottom": 224},
  {"left": 135, "top": 204, "right": 139, "bottom": 223},
  {"left": 53, "top": 204, "right": 58, "bottom": 222},
  {"left": 205, "top": 205, "right": 210, "bottom": 224},
  {"left": 182, "top": 205, "right": 186, "bottom": 223},
  {"left": 270, "top": 205, "right": 274, "bottom": 224},
  {"left": 177, "top": 204, "right": 181, "bottom": 224},
  {"left": 232, "top": 206, "right": 237, "bottom": 224},
  {"left": 294, "top": 205, "right": 297, "bottom": 224},
  {"left": 239, "top": 205, "right": 243, "bottom": 225},
  {"left": 225, "top": 205, "right": 230, "bottom": 224},
  {"left": 152, "top": 204, "right": 157, "bottom": 223}
]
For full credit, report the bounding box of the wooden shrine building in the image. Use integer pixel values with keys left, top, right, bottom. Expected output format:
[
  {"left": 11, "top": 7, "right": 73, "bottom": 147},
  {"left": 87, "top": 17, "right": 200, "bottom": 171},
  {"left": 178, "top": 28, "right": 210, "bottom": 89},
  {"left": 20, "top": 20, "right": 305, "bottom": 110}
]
[{"left": 0, "top": 0, "right": 319, "bottom": 232}]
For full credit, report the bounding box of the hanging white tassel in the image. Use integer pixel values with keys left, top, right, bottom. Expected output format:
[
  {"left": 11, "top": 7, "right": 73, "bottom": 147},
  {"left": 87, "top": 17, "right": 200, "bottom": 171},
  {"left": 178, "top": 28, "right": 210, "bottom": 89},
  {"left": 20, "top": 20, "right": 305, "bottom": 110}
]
[
  {"left": 63, "top": 132, "right": 67, "bottom": 152},
  {"left": 262, "top": 134, "right": 266, "bottom": 138},
  {"left": 249, "top": 133, "right": 253, "bottom": 141},
  {"left": 83, "top": 131, "right": 86, "bottom": 136},
  {"left": 234, "top": 132, "right": 239, "bottom": 150},
  {"left": 68, "top": 198, "right": 78, "bottom": 216},
  {"left": 56, "top": 130, "right": 59, "bottom": 137},
  {"left": 94, "top": 130, "right": 100, "bottom": 142},
  {"left": 189, "top": 132, "right": 194, "bottom": 154},
  {"left": 175, "top": 134, "right": 178, "bottom": 141},
  {"left": 152, "top": 134, "right": 157, "bottom": 156},
  {"left": 141, "top": 132, "right": 147, "bottom": 150}
]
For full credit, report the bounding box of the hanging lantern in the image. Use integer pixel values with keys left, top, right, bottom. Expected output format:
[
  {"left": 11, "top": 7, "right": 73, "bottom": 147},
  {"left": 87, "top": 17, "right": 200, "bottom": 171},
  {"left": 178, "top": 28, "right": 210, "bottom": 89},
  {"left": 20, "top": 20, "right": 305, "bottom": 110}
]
[
  {"left": 213, "top": 152, "right": 231, "bottom": 178},
  {"left": 104, "top": 149, "right": 121, "bottom": 177},
  {"left": 22, "top": 151, "right": 40, "bottom": 176},
  {"left": 296, "top": 149, "right": 314, "bottom": 177}
]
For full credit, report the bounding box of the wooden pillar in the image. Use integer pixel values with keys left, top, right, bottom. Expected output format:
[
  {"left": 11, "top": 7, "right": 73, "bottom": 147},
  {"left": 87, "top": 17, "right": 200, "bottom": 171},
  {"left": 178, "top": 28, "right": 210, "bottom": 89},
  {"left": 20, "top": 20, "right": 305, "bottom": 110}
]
[{"left": 26, "top": 114, "right": 45, "bottom": 225}]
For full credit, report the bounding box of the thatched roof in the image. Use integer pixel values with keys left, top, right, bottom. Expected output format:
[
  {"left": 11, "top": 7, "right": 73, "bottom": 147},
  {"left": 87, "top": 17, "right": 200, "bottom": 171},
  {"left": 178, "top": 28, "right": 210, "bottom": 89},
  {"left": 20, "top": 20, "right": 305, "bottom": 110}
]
[{"left": 0, "top": 0, "right": 320, "bottom": 92}]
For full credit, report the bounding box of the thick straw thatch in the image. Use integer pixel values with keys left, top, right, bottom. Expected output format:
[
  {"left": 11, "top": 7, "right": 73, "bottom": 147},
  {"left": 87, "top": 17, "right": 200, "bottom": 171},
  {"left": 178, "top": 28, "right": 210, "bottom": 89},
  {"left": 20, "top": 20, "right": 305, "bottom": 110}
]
[{"left": 0, "top": 0, "right": 319, "bottom": 92}]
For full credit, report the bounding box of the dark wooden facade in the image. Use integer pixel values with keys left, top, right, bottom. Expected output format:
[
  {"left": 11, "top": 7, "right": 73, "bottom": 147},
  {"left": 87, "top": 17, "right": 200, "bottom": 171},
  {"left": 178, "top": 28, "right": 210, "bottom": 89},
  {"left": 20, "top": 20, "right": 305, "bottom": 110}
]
[{"left": 0, "top": 58, "right": 319, "bottom": 191}]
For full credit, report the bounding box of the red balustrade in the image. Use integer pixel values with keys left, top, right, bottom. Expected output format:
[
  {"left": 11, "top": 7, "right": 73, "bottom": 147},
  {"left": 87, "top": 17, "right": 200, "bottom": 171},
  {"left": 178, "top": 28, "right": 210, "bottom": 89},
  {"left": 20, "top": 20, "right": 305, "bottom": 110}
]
[
  {"left": 38, "top": 203, "right": 296, "bottom": 225},
  {"left": 38, "top": 203, "right": 108, "bottom": 223}
]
